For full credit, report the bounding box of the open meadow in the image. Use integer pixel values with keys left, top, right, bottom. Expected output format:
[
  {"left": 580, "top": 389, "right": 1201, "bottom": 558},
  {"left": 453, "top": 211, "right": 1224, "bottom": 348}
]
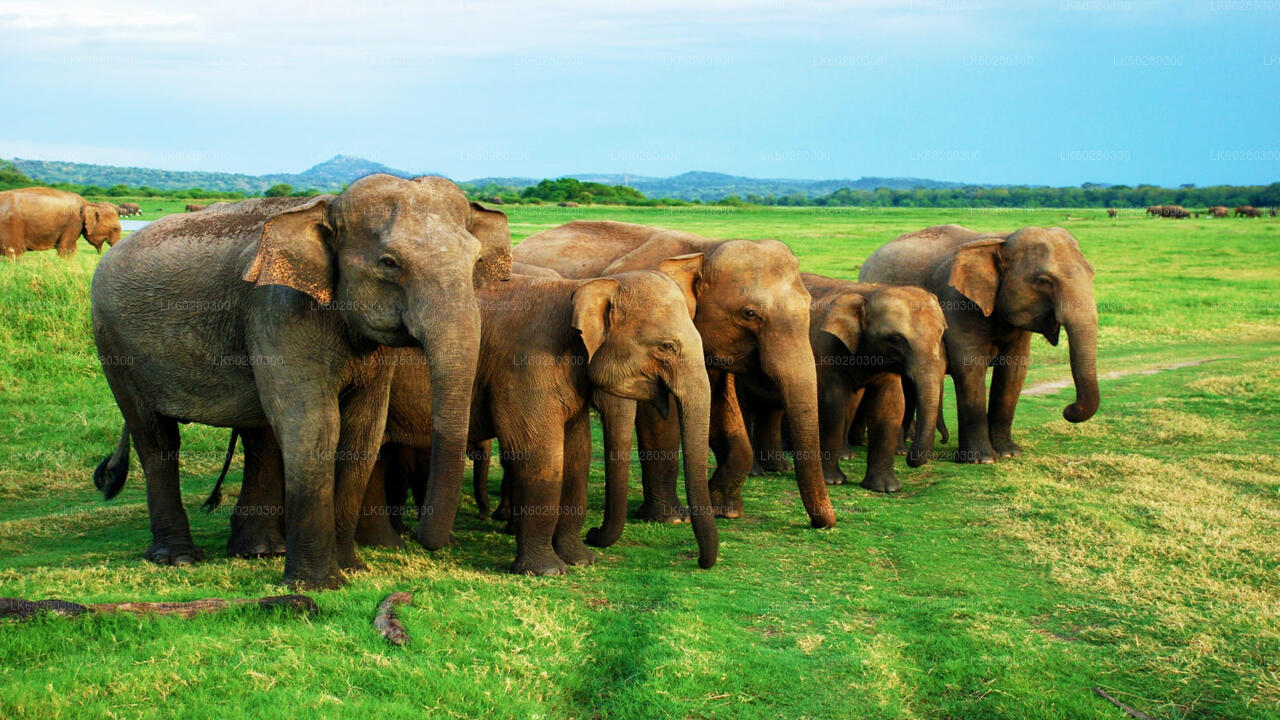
[{"left": 1, "top": 206, "right": 1278, "bottom": 719}]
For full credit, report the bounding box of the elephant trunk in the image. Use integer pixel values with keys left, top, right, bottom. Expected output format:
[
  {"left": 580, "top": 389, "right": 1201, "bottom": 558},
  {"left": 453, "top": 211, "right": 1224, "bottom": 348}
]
[
  {"left": 906, "top": 347, "right": 946, "bottom": 467},
  {"left": 585, "top": 392, "right": 637, "bottom": 549},
  {"left": 762, "top": 337, "right": 837, "bottom": 528},
  {"left": 413, "top": 301, "right": 482, "bottom": 550},
  {"left": 1058, "top": 296, "right": 1100, "bottom": 423},
  {"left": 673, "top": 368, "right": 717, "bottom": 569}
]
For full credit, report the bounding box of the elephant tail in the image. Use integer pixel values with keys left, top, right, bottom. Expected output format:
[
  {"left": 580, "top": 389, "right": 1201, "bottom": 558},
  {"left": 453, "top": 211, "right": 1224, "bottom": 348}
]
[
  {"left": 93, "top": 424, "right": 131, "bottom": 500},
  {"left": 201, "top": 429, "right": 239, "bottom": 513}
]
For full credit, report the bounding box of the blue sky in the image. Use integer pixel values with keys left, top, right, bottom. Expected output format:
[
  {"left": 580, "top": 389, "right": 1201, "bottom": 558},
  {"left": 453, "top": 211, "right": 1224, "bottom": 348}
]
[{"left": 1, "top": 1, "right": 1276, "bottom": 186}]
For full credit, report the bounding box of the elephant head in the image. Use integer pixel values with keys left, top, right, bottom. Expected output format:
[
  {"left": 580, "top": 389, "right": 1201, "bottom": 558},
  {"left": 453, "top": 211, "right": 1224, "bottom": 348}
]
[
  {"left": 949, "top": 227, "right": 1099, "bottom": 423},
  {"left": 571, "top": 260, "right": 717, "bottom": 568},
  {"left": 244, "top": 173, "right": 512, "bottom": 550},
  {"left": 82, "top": 202, "right": 122, "bottom": 251},
  {"left": 819, "top": 285, "right": 948, "bottom": 466}
]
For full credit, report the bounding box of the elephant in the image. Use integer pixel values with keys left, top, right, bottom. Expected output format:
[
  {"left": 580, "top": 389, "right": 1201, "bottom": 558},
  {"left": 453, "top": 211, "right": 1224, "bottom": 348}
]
[
  {"left": 1271, "top": 207, "right": 1277, "bottom": 218},
  {"left": 1106, "top": 208, "right": 1117, "bottom": 218},
  {"left": 1208, "top": 206, "right": 1230, "bottom": 218},
  {"left": 186, "top": 203, "right": 209, "bottom": 212},
  {"left": 231, "top": 268, "right": 718, "bottom": 575},
  {"left": 1146, "top": 206, "right": 1163, "bottom": 216},
  {"left": 1235, "top": 205, "right": 1262, "bottom": 218},
  {"left": 514, "top": 220, "right": 837, "bottom": 537},
  {"left": 116, "top": 202, "right": 142, "bottom": 217},
  {"left": 0, "top": 187, "right": 121, "bottom": 259},
  {"left": 859, "top": 225, "right": 1099, "bottom": 464},
  {"left": 737, "top": 274, "right": 948, "bottom": 492},
  {"left": 90, "top": 175, "right": 512, "bottom": 588}
]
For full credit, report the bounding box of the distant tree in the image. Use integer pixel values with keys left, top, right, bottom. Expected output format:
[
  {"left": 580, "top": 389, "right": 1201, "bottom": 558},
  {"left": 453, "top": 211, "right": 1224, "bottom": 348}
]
[{"left": 264, "top": 183, "right": 293, "bottom": 197}]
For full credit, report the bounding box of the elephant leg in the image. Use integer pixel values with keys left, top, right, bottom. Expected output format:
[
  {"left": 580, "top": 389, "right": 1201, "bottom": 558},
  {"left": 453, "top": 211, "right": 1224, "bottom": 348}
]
[
  {"left": 708, "top": 371, "right": 754, "bottom": 519},
  {"left": 952, "top": 359, "right": 997, "bottom": 464},
  {"left": 553, "top": 409, "right": 595, "bottom": 566},
  {"left": 384, "top": 445, "right": 417, "bottom": 535},
  {"left": 754, "top": 407, "right": 791, "bottom": 473},
  {"left": 860, "top": 375, "right": 905, "bottom": 493},
  {"left": 332, "top": 378, "right": 393, "bottom": 571},
  {"left": 470, "top": 440, "right": 492, "bottom": 518},
  {"left": 492, "top": 439, "right": 514, "bottom": 524},
  {"left": 817, "top": 378, "right": 852, "bottom": 486},
  {"left": 988, "top": 332, "right": 1030, "bottom": 458},
  {"left": 503, "top": 426, "right": 568, "bottom": 576},
  {"left": 228, "top": 427, "right": 287, "bottom": 558},
  {"left": 56, "top": 221, "right": 79, "bottom": 257},
  {"left": 131, "top": 411, "right": 203, "bottom": 566},
  {"left": 848, "top": 388, "right": 867, "bottom": 447},
  {"left": 636, "top": 397, "right": 687, "bottom": 523},
  {"left": 354, "top": 453, "right": 404, "bottom": 548},
  {"left": 586, "top": 392, "right": 637, "bottom": 548}
]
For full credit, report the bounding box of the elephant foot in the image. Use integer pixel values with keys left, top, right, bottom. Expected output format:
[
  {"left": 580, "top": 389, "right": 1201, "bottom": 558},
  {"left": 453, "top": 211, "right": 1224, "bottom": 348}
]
[
  {"left": 757, "top": 456, "right": 793, "bottom": 473},
  {"left": 840, "top": 444, "right": 857, "bottom": 460},
  {"left": 636, "top": 500, "right": 688, "bottom": 524},
  {"left": 955, "top": 443, "right": 997, "bottom": 464},
  {"left": 492, "top": 501, "right": 511, "bottom": 523},
  {"left": 338, "top": 550, "right": 368, "bottom": 573},
  {"left": 283, "top": 564, "right": 346, "bottom": 590},
  {"left": 709, "top": 487, "right": 744, "bottom": 519},
  {"left": 824, "top": 468, "right": 848, "bottom": 486},
  {"left": 145, "top": 541, "right": 204, "bottom": 566},
  {"left": 554, "top": 537, "right": 597, "bottom": 567},
  {"left": 749, "top": 461, "right": 765, "bottom": 477},
  {"left": 228, "top": 519, "right": 287, "bottom": 558},
  {"left": 861, "top": 472, "right": 902, "bottom": 494},
  {"left": 584, "top": 525, "right": 620, "bottom": 549},
  {"left": 992, "top": 439, "right": 1022, "bottom": 459},
  {"left": 509, "top": 550, "right": 568, "bottom": 576}
]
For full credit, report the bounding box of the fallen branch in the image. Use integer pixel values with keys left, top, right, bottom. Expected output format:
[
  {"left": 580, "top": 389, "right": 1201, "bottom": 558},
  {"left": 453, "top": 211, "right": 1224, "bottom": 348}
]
[
  {"left": 1092, "top": 687, "right": 1155, "bottom": 720},
  {"left": 374, "top": 591, "right": 413, "bottom": 645},
  {"left": 0, "top": 595, "right": 316, "bottom": 621}
]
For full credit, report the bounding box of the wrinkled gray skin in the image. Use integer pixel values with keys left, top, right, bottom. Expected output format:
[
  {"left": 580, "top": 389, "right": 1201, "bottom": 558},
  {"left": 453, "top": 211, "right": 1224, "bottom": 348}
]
[
  {"left": 859, "top": 225, "right": 1099, "bottom": 463},
  {"left": 91, "top": 175, "right": 512, "bottom": 588}
]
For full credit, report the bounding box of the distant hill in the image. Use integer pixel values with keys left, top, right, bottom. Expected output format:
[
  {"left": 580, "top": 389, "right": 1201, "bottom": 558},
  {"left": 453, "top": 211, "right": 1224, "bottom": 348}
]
[
  {"left": 11, "top": 153, "right": 970, "bottom": 199},
  {"left": 10, "top": 154, "right": 415, "bottom": 193},
  {"left": 464, "top": 170, "right": 969, "bottom": 201}
]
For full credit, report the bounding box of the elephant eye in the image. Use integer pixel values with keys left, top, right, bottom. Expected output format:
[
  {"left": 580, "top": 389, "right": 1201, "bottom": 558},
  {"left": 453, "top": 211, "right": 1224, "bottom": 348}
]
[
  {"left": 1034, "top": 275, "right": 1053, "bottom": 288},
  {"left": 378, "top": 256, "right": 400, "bottom": 270},
  {"left": 660, "top": 341, "right": 679, "bottom": 355},
  {"left": 741, "top": 308, "right": 760, "bottom": 321}
]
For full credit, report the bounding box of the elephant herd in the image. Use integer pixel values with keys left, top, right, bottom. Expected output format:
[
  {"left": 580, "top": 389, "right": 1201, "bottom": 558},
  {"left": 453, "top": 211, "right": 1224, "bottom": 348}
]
[
  {"left": 83, "top": 174, "right": 1101, "bottom": 589},
  {"left": 1145, "top": 204, "right": 1272, "bottom": 219}
]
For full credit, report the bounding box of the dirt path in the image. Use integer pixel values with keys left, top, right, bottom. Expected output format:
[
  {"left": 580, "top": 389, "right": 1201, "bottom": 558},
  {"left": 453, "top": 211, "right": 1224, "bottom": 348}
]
[{"left": 1021, "top": 357, "right": 1223, "bottom": 396}]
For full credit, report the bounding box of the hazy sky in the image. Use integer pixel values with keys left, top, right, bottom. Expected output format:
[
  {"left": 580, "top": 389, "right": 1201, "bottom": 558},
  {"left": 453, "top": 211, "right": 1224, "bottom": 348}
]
[{"left": 2, "top": 1, "right": 1276, "bottom": 185}]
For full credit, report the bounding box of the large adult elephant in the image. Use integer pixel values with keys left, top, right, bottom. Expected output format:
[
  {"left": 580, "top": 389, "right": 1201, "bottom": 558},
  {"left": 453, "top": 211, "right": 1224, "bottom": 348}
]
[
  {"left": 0, "top": 187, "right": 121, "bottom": 259},
  {"left": 859, "top": 225, "right": 1099, "bottom": 463},
  {"left": 738, "top": 274, "right": 948, "bottom": 492},
  {"left": 514, "top": 220, "right": 836, "bottom": 530},
  {"left": 91, "top": 175, "right": 512, "bottom": 588}
]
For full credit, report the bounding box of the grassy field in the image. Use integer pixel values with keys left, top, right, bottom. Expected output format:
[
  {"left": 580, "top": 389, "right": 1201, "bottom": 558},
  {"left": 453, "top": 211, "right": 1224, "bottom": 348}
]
[{"left": 1, "top": 207, "right": 1278, "bottom": 719}]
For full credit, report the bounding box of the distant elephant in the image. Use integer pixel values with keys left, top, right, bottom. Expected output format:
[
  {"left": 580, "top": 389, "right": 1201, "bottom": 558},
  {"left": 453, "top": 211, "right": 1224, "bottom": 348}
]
[
  {"left": 557, "top": 201, "right": 580, "bottom": 208},
  {"left": 482, "top": 196, "right": 504, "bottom": 205},
  {"left": 1146, "top": 206, "right": 1163, "bottom": 216},
  {"left": 738, "top": 274, "right": 948, "bottom": 492},
  {"left": 0, "top": 187, "right": 121, "bottom": 259},
  {"left": 860, "top": 225, "right": 1099, "bottom": 463},
  {"left": 186, "top": 203, "right": 209, "bottom": 212},
  {"left": 90, "top": 175, "right": 512, "bottom": 588},
  {"left": 1106, "top": 208, "right": 1117, "bottom": 218},
  {"left": 1208, "top": 206, "right": 1230, "bottom": 218},
  {"left": 1236, "top": 206, "right": 1262, "bottom": 218},
  {"left": 1271, "top": 207, "right": 1277, "bottom": 217},
  {"left": 515, "top": 221, "right": 837, "bottom": 531},
  {"left": 115, "top": 202, "right": 141, "bottom": 217}
]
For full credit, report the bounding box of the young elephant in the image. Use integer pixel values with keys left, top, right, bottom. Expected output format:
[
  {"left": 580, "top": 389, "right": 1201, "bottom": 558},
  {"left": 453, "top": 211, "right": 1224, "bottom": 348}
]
[
  {"left": 351, "top": 269, "right": 718, "bottom": 574},
  {"left": 0, "top": 187, "right": 121, "bottom": 258},
  {"left": 859, "top": 225, "right": 1099, "bottom": 464},
  {"left": 91, "top": 176, "right": 512, "bottom": 588},
  {"left": 738, "top": 275, "right": 947, "bottom": 492}
]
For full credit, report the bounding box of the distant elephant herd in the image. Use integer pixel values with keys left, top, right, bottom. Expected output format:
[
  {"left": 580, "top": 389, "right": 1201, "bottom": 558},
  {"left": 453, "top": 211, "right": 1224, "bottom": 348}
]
[
  {"left": 3, "top": 176, "right": 1102, "bottom": 589},
  {"left": 1135, "top": 204, "right": 1273, "bottom": 219}
]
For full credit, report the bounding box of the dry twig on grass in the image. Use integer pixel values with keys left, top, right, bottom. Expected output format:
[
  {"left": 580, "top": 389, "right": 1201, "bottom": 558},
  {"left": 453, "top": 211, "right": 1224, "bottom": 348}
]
[{"left": 1092, "top": 687, "right": 1155, "bottom": 720}]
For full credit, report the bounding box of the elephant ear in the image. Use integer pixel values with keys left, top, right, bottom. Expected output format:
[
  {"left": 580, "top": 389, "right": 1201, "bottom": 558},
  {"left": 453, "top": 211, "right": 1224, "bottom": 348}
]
[
  {"left": 819, "top": 291, "right": 865, "bottom": 354},
  {"left": 81, "top": 204, "right": 100, "bottom": 235},
  {"left": 571, "top": 278, "right": 620, "bottom": 361},
  {"left": 244, "top": 196, "right": 335, "bottom": 305},
  {"left": 469, "top": 202, "right": 513, "bottom": 289},
  {"left": 657, "top": 253, "right": 704, "bottom": 319},
  {"left": 948, "top": 236, "right": 1006, "bottom": 317}
]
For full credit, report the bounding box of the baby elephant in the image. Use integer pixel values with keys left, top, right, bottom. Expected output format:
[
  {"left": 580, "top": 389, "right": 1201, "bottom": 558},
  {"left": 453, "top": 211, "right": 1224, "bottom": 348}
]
[
  {"left": 358, "top": 265, "right": 718, "bottom": 575},
  {"left": 738, "top": 274, "right": 947, "bottom": 493}
]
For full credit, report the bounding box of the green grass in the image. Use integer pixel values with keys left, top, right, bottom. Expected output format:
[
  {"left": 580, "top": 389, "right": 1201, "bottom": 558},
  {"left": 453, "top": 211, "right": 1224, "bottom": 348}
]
[{"left": 2, "top": 208, "right": 1278, "bottom": 719}]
